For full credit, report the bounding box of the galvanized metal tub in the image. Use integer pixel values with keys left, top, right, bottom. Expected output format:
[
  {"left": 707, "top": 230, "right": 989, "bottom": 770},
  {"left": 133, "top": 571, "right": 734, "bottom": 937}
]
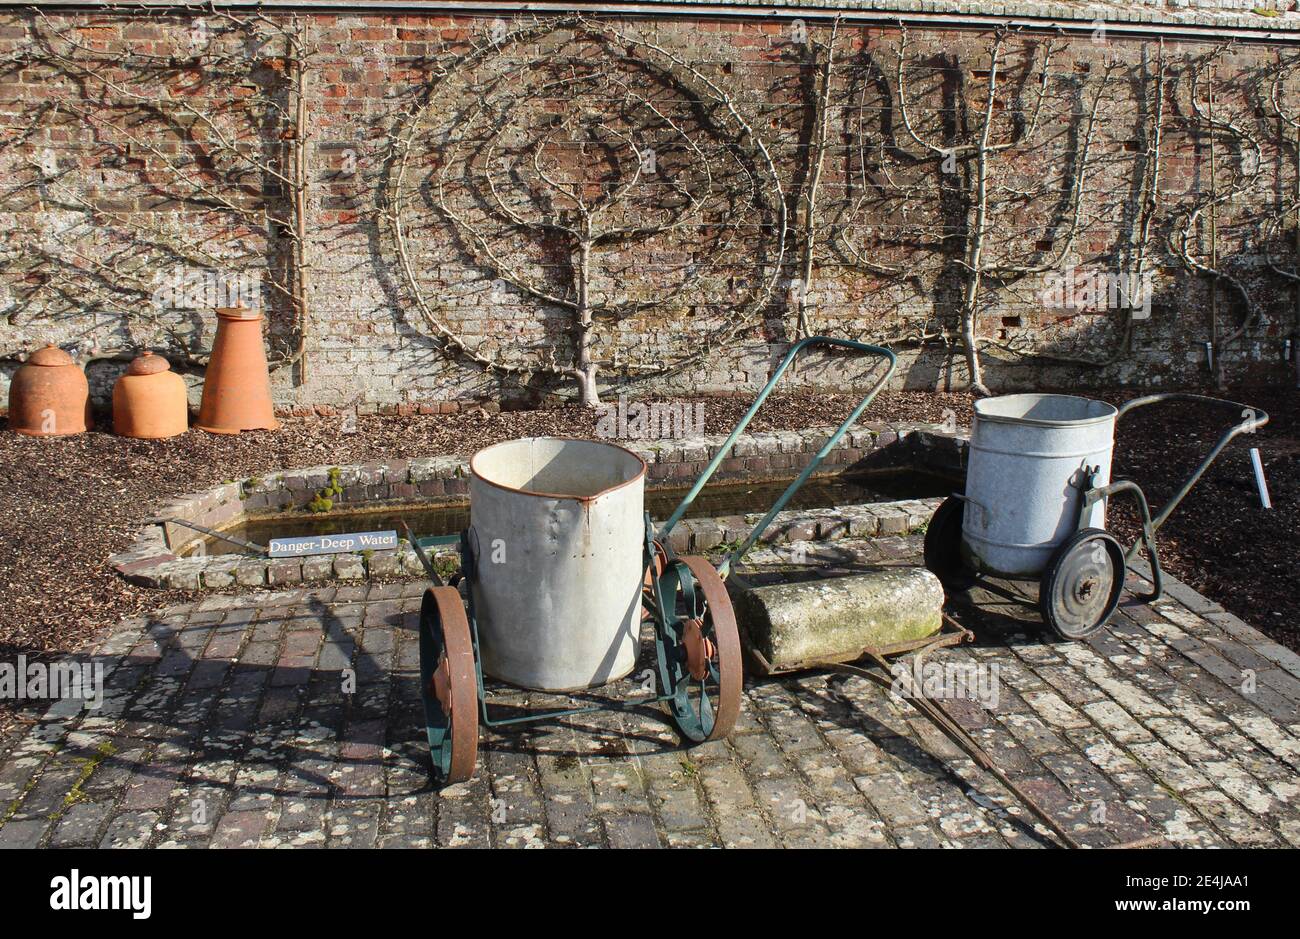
[
  {"left": 961, "top": 394, "right": 1117, "bottom": 579},
  {"left": 469, "top": 437, "right": 646, "bottom": 691}
]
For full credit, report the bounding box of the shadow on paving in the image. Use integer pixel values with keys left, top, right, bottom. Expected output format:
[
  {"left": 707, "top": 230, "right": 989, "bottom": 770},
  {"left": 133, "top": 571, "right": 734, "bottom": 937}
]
[
  {"left": 44, "top": 591, "right": 724, "bottom": 830},
  {"left": 11, "top": 544, "right": 1292, "bottom": 849},
  {"left": 734, "top": 547, "right": 1171, "bottom": 848}
]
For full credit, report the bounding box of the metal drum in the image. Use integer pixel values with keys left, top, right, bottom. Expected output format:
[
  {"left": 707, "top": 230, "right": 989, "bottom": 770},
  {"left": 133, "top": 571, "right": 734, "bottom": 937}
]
[
  {"left": 961, "top": 394, "right": 1117, "bottom": 579},
  {"left": 468, "top": 437, "right": 646, "bottom": 691}
]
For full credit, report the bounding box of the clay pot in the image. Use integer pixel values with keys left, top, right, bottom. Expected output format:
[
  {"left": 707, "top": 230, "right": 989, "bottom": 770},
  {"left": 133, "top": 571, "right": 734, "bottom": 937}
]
[
  {"left": 195, "top": 306, "right": 280, "bottom": 434},
  {"left": 113, "top": 351, "right": 189, "bottom": 439},
  {"left": 7, "top": 344, "right": 92, "bottom": 437}
]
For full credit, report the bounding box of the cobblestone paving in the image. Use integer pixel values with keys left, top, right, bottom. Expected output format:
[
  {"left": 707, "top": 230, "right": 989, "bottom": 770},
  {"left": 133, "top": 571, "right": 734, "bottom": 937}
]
[{"left": 1, "top": 534, "right": 1297, "bottom": 849}]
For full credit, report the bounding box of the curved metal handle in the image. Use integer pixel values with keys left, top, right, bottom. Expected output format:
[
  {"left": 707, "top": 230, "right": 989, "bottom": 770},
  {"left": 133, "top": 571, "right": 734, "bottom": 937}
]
[
  {"left": 1113, "top": 392, "right": 1269, "bottom": 532},
  {"left": 1117, "top": 391, "right": 1269, "bottom": 432},
  {"left": 655, "top": 336, "right": 897, "bottom": 577},
  {"left": 1083, "top": 478, "right": 1163, "bottom": 604}
]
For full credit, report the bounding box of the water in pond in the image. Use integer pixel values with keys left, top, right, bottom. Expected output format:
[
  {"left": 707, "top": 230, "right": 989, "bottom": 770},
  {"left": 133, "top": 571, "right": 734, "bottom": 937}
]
[{"left": 187, "top": 469, "right": 958, "bottom": 556}]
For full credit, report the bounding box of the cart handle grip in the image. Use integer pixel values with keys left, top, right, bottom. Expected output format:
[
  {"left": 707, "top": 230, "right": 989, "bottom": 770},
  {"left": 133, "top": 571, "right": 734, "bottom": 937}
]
[
  {"left": 655, "top": 336, "right": 897, "bottom": 578},
  {"left": 1114, "top": 392, "right": 1269, "bottom": 532}
]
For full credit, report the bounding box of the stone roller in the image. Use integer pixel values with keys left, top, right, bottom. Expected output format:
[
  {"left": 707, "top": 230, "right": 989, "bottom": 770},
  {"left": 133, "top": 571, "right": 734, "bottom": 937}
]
[{"left": 730, "top": 567, "right": 946, "bottom": 674}]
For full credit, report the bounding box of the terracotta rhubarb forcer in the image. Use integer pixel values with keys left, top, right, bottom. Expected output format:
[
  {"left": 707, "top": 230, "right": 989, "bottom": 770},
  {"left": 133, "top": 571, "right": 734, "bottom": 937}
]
[
  {"left": 113, "top": 351, "right": 189, "bottom": 439},
  {"left": 6, "top": 344, "right": 93, "bottom": 436},
  {"left": 195, "top": 305, "right": 280, "bottom": 434}
]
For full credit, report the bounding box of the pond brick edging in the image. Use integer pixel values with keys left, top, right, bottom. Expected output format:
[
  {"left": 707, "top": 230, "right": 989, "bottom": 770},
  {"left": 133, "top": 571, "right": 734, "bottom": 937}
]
[{"left": 109, "top": 421, "right": 967, "bottom": 590}]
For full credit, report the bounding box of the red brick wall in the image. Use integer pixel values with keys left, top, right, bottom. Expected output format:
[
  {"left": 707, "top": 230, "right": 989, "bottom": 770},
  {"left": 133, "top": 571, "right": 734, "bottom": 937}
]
[{"left": 1, "top": 11, "right": 1296, "bottom": 411}]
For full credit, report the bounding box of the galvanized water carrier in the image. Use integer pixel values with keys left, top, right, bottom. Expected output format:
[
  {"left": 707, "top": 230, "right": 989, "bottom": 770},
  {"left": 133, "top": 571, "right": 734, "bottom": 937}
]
[
  {"left": 468, "top": 437, "right": 646, "bottom": 691},
  {"left": 961, "top": 394, "right": 1117, "bottom": 579}
]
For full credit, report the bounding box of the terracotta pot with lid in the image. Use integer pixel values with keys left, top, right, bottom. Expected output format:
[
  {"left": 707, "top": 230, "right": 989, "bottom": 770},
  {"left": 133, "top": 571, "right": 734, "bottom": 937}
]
[
  {"left": 6, "top": 344, "right": 93, "bottom": 436},
  {"left": 113, "top": 351, "right": 189, "bottom": 439},
  {"left": 195, "top": 305, "right": 280, "bottom": 434}
]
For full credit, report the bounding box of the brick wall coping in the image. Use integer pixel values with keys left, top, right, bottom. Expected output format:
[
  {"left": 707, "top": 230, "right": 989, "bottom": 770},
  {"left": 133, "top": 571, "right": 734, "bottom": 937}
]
[
  {"left": 11, "top": 1, "right": 1299, "bottom": 38},
  {"left": 108, "top": 420, "right": 967, "bottom": 590}
]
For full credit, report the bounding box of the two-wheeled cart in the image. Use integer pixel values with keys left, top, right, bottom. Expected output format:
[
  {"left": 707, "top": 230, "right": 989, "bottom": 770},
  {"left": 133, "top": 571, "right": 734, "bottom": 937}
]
[
  {"left": 407, "top": 337, "right": 897, "bottom": 784},
  {"left": 923, "top": 392, "right": 1269, "bottom": 640}
]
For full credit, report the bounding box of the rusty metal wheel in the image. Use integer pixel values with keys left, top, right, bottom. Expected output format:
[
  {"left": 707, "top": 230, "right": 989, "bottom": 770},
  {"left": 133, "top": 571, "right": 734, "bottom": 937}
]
[
  {"left": 419, "top": 586, "right": 478, "bottom": 785},
  {"left": 641, "top": 539, "right": 668, "bottom": 621},
  {"left": 656, "top": 556, "right": 742, "bottom": 743}
]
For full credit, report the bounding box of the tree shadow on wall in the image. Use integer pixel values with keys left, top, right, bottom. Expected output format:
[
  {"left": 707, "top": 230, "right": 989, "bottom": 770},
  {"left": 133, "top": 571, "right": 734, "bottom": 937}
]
[
  {"left": 370, "top": 18, "right": 788, "bottom": 409},
  {"left": 1, "top": 17, "right": 303, "bottom": 377}
]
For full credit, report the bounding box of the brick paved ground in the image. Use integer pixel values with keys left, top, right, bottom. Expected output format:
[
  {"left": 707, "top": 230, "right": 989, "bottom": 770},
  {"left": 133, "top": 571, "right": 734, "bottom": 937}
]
[{"left": 1, "top": 533, "right": 1297, "bottom": 849}]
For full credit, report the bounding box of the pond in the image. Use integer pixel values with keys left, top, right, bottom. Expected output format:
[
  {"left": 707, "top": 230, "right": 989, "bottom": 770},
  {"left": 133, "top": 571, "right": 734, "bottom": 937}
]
[{"left": 184, "top": 468, "right": 958, "bottom": 556}]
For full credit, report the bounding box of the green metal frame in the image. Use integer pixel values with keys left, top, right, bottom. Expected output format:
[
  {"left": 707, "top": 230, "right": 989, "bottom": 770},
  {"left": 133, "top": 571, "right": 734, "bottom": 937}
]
[
  {"left": 410, "top": 335, "right": 897, "bottom": 746},
  {"left": 656, "top": 336, "right": 897, "bottom": 578}
]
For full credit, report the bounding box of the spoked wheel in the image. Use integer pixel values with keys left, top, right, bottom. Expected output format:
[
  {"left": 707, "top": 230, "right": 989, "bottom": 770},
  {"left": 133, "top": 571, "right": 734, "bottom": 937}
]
[
  {"left": 418, "top": 586, "right": 478, "bottom": 784},
  {"left": 653, "top": 556, "right": 742, "bottom": 743},
  {"left": 1039, "top": 528, "right": 1126, "bottom": 641},
  {"left": 923, "top": 496, "right": 978, "bottom": 591}
]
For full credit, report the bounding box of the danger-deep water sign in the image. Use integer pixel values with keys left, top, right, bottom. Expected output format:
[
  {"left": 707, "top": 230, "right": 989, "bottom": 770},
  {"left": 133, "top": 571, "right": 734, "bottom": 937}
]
[{"left": 269, "top": 530, "right": 398, "bottom": 557}]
